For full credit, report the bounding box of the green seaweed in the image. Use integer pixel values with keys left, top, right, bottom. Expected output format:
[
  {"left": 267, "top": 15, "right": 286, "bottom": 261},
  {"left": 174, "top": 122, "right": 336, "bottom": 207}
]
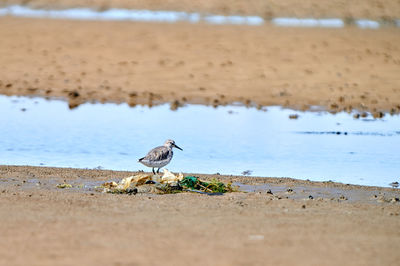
[{"left": 180, "top": 176, "right": 235, "bottom": 193}]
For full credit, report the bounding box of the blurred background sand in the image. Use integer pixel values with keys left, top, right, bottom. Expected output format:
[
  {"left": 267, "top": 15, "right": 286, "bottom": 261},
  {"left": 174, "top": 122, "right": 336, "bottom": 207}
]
[
  {"left": 2, "top": 0, "right": 400, "bottom": 20},
  {"left": 0, "top": 16, "right": 399, "bottom": 114}
]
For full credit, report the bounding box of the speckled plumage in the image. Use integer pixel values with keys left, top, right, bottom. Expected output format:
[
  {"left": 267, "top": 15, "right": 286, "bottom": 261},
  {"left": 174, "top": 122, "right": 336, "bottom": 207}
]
[{"left": 138, "top": 139, "right": 182, "bottom": 174}]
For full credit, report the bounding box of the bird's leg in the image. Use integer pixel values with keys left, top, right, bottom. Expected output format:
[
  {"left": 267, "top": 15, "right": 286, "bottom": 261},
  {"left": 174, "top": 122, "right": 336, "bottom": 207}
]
[
  {"left": 157, "top": 168, "right": 160, "bottom": 174},
  {"left": 152, "top": 168, "right": 155, "bottom": 175}
]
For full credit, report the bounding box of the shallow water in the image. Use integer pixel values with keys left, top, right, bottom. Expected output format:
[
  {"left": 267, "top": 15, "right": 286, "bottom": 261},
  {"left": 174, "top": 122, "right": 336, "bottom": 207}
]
[
  {"left": 0, "top": 5, "right": 399, "bottom": 29},
  {"left": 1, "top": 95, "right": 399, "bottom": 187}
]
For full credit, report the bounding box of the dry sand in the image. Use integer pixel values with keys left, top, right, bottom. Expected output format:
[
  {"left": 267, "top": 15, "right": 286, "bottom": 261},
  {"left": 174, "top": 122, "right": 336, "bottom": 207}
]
[
  {"left": 0, "top": 17, "right": 399, "bottom": 114},
  {"left": 0, "top": 166, "right": 399, "bottom": 266},
  {"left": 2, "top": 0, "right": 400, "bottom": 20}
]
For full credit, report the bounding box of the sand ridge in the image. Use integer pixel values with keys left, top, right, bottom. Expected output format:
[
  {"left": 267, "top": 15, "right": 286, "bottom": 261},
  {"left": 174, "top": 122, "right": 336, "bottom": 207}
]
[{"left": 0, "top": 17, "right": 399, "bottom": 114}]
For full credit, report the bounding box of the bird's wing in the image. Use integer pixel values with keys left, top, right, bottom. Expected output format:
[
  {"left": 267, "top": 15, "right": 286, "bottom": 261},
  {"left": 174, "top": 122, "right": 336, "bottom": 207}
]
[{"left": 143, "top": 146, "right": 171, "bottom": 161}]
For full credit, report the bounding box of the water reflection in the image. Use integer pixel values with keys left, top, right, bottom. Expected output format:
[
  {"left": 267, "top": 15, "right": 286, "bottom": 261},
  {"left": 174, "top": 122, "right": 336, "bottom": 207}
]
[
  {"left": 0, "top": 5, "right": 398, "bottom": 29},
  {"left": 0, "top": 95, "right": 399, "bottom": 187}
]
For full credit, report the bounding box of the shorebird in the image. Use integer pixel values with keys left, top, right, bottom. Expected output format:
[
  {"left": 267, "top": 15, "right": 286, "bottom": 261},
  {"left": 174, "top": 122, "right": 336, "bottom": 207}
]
[{"left": 138, "top": 139, "right": 183, "bottom": 174}]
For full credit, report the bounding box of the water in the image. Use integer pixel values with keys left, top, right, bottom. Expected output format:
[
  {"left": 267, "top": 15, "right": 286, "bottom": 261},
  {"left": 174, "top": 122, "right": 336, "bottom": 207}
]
[
  {"left": 1, "top": 95, "right": 399, "bottom": 187},
  {"left": 0, "top": 5, "right": 399, "bottom": 29}
]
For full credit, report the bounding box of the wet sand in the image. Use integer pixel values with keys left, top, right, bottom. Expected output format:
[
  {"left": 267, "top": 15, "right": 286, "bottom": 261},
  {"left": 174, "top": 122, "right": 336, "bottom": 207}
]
[
  {"left": 2, "top": 0, "right": 400, "bottom": 20},
  {"left": 0, "top": 17, "right": 400, "bottom": 114},
  {"left": 0, "top": 166, "right": 399, "bottom": 266}
]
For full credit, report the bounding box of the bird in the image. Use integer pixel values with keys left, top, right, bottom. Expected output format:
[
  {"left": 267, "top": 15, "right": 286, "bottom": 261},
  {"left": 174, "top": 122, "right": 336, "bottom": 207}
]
[{"left": 138, "top": 139, "right": 183, "bottom": 174}]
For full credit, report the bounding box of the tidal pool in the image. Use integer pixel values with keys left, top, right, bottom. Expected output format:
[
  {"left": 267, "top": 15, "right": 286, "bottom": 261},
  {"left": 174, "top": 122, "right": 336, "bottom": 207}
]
[{"left": 0, "top": 95, "right": 399, "bottom": 187}]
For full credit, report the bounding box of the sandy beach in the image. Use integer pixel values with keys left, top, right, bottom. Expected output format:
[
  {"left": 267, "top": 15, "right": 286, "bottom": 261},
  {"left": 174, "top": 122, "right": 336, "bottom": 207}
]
[
  {"left": 1, "top": 2, "right": 400, "bottom": 265},
  {"left": 0, "top": 166, "right": 399, "bottom": 266},
  {"left": 0, "top": 17, "right": 399, "bottom": 114}
]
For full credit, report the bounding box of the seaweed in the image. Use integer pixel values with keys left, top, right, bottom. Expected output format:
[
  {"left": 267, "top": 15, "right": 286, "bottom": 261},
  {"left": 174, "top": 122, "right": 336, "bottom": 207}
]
[
  {"left": 99, "top": 172, "right": 237, "bottom": 195},
  {"left": 180, "top": 176, "right": 236, "bottom": 193}
]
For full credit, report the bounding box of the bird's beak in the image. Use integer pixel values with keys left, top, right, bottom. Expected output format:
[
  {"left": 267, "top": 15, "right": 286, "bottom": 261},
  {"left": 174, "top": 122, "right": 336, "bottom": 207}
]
[{"left": 174, "top": 144, "right": 183, "bottom": 151}]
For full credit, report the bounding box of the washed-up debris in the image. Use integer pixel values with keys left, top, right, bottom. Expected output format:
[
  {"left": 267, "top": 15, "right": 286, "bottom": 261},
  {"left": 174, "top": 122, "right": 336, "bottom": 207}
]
[
  {"left": 180, "top": 176, "right": 236, "bottom": 193},
  {"left": 56, "top": 183, "right": 72, "bottom": 189},
  {"left": 99, "top": 169, "right": 235, "bottom": 195},
  {"left": 100, "top": 173, "right": 154, "bottom": 194},
  {"left": 161, "top": 170, "right": 184, "bottom": 184}
]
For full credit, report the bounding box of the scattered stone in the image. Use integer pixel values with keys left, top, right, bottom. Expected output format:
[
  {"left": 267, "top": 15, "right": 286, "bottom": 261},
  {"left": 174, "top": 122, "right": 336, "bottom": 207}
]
[
  {"left": 360, "top": 112, "right": 368, "bottom": 118},
  {"left": 266, "top": 189, "right": 273, "bottom": 195},
  {"left": 390, "top": 197, "right": 399, "bottom": 203},
  {"left": 126, "top": 188, "right": 138, "bottom": 195},
  {"left": 170, "top": 100, "right": 181, "bottom": 111},
  {"left": 302, "top": 205, "right": 306, "bottom": 209},
  {"left": 68, "top": 91, "right": 80, "bottom": 98},
  {"left": 286, "top": 188, "right": 294, "bottom": 194},
  {"left": 289, "top": 114, "right": 299, "bottom": 119},
  {"left": 339, "top": 195, "right": 348, "bottom": 201},
  {"left": 353, "top": 113, "right": 360, "bottom": 119},
  {"left": 372, "top": 111, "right": 384, "bottom": 119},
  {"left": 308, "top": 195, "right": 314, "bottom": 200}
]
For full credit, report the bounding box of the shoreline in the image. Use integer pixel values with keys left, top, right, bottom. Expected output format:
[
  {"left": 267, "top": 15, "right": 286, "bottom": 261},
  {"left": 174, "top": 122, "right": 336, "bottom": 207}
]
[
  {"left": 2, "top": 0, "right": 400, "bottom": 20},
  {"left": 1, "top": 165, "right": 399, "bottom": 266},
  {"left": 1, "top": 165, "right": 399, "bottom": 198}
]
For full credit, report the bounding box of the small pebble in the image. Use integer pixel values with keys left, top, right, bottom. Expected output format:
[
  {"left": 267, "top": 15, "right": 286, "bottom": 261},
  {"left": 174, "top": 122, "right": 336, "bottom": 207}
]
[
  {"left": 339, "top": 195, "right": 348, "bottom": 201},
  {"left": 126, "top": 188, "right": 138, "bottom": 195},
  {"left": 266, "top": 189, "right": 273, "bottom": 195},
  {"left": 372, "top": 111, "right": 384, "bottom": 119}
]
